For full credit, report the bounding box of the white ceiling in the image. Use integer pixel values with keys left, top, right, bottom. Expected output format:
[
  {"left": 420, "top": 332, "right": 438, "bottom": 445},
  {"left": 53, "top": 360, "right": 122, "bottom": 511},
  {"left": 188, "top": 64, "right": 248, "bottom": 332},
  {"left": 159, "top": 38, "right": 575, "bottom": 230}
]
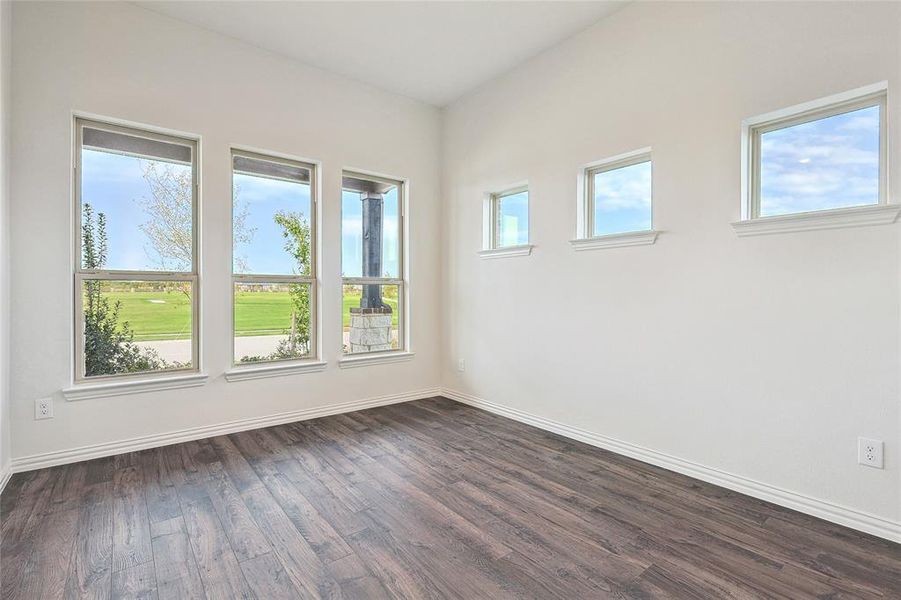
[{"left": 135, "top": 1, "right": 625, "bottom": 107}]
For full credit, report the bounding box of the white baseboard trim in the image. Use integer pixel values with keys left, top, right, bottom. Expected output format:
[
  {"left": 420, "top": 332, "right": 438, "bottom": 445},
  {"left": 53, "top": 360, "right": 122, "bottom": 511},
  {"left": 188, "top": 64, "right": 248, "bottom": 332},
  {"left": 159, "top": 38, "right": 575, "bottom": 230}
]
[
  {"left": 442, "top": 388, "right": 901, "bottom": 544},
  {"left": 10, "top": 388, "right": 441, "bottom": 473},
  {"left": 0, "top": 462, "right": 11, "bottom": 495}
]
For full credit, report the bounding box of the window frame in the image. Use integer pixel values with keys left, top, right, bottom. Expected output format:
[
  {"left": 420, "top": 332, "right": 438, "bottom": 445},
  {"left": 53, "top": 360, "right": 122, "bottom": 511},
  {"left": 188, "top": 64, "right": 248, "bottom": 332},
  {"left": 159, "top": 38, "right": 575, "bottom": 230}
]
[
  {"left": 487, "top": 184, "right": 529, "bottom": 250},
  {"left": 341, "top": 170, "right": 407, "bottom": 356},
  {"left": 743, "top": 85, "right": 888, "bottom": 221},
  {"left": 585, "top": 151, "right": 653, "bottom": 238},
  {"left": 73, "top": 117, "right": 200, "bottom": 384},
  {"left": 229, "top": 148, "right": 320, "bottom": 367}
]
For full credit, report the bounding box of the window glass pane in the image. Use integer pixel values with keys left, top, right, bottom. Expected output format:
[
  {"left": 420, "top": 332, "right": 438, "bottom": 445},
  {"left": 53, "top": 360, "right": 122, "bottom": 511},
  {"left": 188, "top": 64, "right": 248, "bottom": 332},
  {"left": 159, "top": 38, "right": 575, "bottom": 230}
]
[
  {"left": 342, "top": 175, "right": 400, "bottom": 278},
  {"left": 233, "top": 155, "right": 312, "bottom": 275},
  {"left": 759, "top": 104, "right": 880, "bottom": 217},
  {"left": 342, "top": 284, "right": 400, "bottom": 354},
  {"left": 497, "top": 191, "right": 528, "bottom": 247},
  {"left": 593, "top": 160, "right": 652, "bottom": 236},
  {"left": 234, "top": 282, "right": 312, "bottom": 364},
  {"left": 81, "top": 127, "right": 193, "bottom": 272},
  {"left": 81, "top": 280, "right": 193, "bottom": 377}
]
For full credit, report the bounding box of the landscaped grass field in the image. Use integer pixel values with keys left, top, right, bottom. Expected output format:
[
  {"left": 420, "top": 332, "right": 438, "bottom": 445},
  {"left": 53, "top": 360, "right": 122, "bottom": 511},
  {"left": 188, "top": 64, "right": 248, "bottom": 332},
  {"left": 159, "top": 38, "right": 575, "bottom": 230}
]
[{"left": 105, "top": 290, "right": 398, "bottom": 340}]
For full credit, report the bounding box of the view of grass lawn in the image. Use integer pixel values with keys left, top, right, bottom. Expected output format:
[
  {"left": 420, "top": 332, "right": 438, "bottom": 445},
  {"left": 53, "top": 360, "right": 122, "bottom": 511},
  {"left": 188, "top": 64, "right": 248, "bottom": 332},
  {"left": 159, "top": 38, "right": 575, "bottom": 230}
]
[{"left": 109, "top": 290, "right": 398, "bottom": 340}]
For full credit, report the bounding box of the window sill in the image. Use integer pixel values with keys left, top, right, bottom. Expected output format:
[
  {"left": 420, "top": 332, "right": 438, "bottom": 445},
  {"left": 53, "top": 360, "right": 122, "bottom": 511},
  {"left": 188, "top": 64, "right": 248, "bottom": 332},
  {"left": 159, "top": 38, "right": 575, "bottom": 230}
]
[
  {"left": 225, "top": 360, "right": 327, "bottom": 382},
  {"left": 478, "top": 245, "right": 533, "bottom": 259},
  {"left": 338, "top": 351, "right": 414, "bottom": 369},
  {"left": 63, "top": 372, "right": 209, "bottom": 401},
  {"left": 731, "top": 204, "right": 900, "bottom": 237},
  {"left": 570, "top": 230, "right": 658, "bottom": 251}
]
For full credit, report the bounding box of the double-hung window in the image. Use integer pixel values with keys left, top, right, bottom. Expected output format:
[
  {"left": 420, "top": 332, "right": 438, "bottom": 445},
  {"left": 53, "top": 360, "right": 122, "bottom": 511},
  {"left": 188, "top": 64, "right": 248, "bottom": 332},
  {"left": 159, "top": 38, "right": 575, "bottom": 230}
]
[
  {"left": 341, "top": 172, "right": 405, "bottom": 355},
  {"left": 231, "top": 150, "right": 318, "bottom": 365},
  {"left": 736, "top": 84, "right": 891, "bottom": 234},
  {"left": 74, "top": 118, "right": 199, "bottom": 381}
]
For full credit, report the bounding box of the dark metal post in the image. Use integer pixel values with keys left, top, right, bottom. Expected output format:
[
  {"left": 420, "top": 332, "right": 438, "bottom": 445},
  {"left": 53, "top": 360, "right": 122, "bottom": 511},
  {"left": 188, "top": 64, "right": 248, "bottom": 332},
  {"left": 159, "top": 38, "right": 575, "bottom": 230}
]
[{"left": 361, "top": 191, "right": 384, "bottom": 309}]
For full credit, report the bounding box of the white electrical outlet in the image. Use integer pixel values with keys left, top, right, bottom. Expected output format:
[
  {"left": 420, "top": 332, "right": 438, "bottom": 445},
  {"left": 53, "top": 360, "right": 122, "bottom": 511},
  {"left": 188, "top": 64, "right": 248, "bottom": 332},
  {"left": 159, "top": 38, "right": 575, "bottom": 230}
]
[
  {"left": 35, "top": 397, "right": 53, "bottom": 420},
  {"left": 858, "top": 437, "right": 883, "bottom": 469},
  {"left": 457, "top": 359, "right": 465, "bottom": 372}
]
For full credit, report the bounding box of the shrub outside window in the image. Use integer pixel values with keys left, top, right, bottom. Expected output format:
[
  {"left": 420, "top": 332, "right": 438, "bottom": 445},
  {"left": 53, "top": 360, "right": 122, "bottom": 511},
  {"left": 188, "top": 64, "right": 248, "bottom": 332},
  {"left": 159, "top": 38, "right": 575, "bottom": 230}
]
[{"left": 74, "top": 118, "right": 199, "bottom": 381}]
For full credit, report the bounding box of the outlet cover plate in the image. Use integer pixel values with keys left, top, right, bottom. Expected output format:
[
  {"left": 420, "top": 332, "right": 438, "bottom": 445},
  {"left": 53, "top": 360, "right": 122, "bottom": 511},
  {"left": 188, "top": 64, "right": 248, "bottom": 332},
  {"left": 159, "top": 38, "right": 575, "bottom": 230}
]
[
  {"left": 35, "top": 397, "right": 53, "bottom": 420},
  {"left": 858, "top": 437, "right": 884, "bottom": 469}
]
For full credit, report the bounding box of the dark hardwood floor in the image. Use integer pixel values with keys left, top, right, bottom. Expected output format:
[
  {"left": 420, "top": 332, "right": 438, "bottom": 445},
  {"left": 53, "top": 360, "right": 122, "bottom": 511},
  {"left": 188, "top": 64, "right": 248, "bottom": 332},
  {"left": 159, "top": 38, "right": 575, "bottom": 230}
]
[{"left": 1, "top": 397, "right": 899, "bottom": 599}]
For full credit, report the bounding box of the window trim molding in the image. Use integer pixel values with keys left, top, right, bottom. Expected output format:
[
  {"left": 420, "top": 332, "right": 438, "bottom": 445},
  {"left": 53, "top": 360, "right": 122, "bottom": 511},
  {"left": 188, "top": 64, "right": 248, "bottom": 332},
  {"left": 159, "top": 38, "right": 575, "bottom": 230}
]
[
  {"left": 71, "top": 115, "right": 201, "bottom": 386},
  {"left": 224, "top": 360, "right": 327, "bottom": 382},
  {"left": 338, "top": 351, "right": 415, "bottom": 369},
  {"left": 739, "top": 82, "right": 889, "bottom": 226},
  {"left": 483, "top": 182, "right": 530, "bottom": 251},
  {"left": 576, "top": 148, "right": 655, "bottom": 243},
  {"left": 63, "top": 372, "right": 209, "bottom": 402},
  {"left": 730, "top": 203, "right": 901, "bottom": 237},
  {"left": 341, "top": 168, "right": 410, "bottom": 357},
  {"left": 478, "top": 245, "right": 534, "bottom": 259},
  {"left": 229, "top": 147, "right": 321, "bottom": 367},
  {"left": 569, "top": 230, "right": 658, "bottom": 251}
]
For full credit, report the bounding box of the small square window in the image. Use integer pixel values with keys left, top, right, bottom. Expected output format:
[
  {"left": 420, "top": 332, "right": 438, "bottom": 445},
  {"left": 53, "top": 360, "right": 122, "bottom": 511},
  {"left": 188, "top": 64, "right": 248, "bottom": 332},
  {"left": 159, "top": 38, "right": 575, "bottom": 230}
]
[
  {"left": 588, "top": 156, "right": 652, "bottom": 237},
  {"left": 748, "top": 89, "right": 885, "bottom": 219},
  {"left": 489, "top": 187, "right": 529, "bottom": 249}
]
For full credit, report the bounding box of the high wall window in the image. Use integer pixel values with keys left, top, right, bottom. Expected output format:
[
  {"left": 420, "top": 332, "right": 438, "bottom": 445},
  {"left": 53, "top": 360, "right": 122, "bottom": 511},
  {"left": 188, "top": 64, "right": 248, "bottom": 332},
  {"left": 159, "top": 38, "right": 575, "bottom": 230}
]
[
  {"left": 747, "top": 88, "right": 885, "bottom": 218},
  {"left": 587, "top": 153, "right": 652, "bottom": 236},
  {"left": 341, "top": 172, "right": 405, "bottom": 355},
  {"left": 231, "top": 150, "right": 317, "bottom": 365},
  {"left": 74, "top": 118, "right": 198, "bottom": 381},
  {"left": 489, "top": 186, "right": 529, "bottom": 249}
]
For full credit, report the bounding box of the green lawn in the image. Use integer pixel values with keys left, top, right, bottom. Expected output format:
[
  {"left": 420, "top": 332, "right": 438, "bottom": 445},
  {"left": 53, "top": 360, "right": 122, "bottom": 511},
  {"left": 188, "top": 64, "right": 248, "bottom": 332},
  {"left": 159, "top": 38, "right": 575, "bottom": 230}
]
[{"left": 107, "top": 290, "right": 398, "bottom": 341}]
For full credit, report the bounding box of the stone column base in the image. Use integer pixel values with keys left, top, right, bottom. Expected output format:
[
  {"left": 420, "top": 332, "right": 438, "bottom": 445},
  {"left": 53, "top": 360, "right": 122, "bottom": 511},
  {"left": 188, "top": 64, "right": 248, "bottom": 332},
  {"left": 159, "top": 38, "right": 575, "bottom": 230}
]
[{"left": 348, "top": 307, "right": 393, "bottom": 353}]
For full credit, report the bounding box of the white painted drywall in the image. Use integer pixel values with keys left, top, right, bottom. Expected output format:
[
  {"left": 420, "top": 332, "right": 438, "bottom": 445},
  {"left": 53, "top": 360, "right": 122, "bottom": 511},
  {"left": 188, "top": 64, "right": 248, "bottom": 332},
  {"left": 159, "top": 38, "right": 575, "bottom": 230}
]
[
  {"left": 8, "top": 1, "right": 441, "bottom": 460},
  {"left": 441, "top": 1, "right": 901, "bottom": 523},
  {"left": 0, "top": 0, "right": 11, "bottom": 481}
]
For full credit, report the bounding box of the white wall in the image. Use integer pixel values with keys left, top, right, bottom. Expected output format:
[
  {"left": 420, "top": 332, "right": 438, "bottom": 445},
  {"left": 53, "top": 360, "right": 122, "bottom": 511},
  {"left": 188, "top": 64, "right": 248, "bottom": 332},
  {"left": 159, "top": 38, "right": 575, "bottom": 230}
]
[
  {"left": 442, "top": 1, "right": 901, "bottom": 526},
  {"left": 0, "top": 0, "right": 11, "bottom": 481},
  {"left": 9, "top": 2, "right": 441, "bottom": 461}
]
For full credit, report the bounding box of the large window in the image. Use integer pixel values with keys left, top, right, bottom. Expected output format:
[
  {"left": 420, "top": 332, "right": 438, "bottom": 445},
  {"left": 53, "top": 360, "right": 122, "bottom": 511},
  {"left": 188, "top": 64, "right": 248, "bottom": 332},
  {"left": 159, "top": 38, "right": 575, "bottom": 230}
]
[
  {"left": 489, "top": 186, "right": 529, "bottom": 249},
  {"left": 587, "top": 153, "right": 652, "bottom": 237},
  {"left": 74, "top": 118, "right": 198, "bottom": 381},
  {"left": 232, "top": 150, "right": 317, "bottom": 365},
  {"left": 747, "top": 88, "right": 885, "bottom": 218},
  {"left": 341, "top": 172, "right": 405, "bottom": 355}
]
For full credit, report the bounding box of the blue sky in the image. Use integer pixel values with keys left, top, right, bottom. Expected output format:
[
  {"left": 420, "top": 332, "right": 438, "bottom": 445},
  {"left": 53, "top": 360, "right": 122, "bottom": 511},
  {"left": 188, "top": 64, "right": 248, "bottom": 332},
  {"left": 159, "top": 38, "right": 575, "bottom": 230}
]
[
  {"left": 342, "top": 188, "right": 399, "bottom": 278},
  {"left": 234, "top": 173, "right": 311, "bottom": 274},
  {"left": 593, "top": 160, "right": 652, "bottom": 236},
  {"left": 760, "top": 105, "right": 880, "bottom": 216},
  {"left": 82, "top": 150, "right": 399, "bottom": 277},
  {"left": 498, "top": 191, "right": 528, "bottom": 247},
  {"left": 81, "top": 150, "right": 191, "bottom": 271}
]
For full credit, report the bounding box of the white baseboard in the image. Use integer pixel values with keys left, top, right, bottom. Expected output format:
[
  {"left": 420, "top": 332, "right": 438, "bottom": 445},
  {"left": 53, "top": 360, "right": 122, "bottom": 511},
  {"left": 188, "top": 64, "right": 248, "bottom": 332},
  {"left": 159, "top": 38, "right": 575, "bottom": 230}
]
[
  {"left": 0, "top": 462, "right": 11, "bottom": 495},
  {"left": 442, "top": 388, "right": 901, "bottom": 545},
  {"left": 9, "top": 388, "right": 441, "bottom": 473}
]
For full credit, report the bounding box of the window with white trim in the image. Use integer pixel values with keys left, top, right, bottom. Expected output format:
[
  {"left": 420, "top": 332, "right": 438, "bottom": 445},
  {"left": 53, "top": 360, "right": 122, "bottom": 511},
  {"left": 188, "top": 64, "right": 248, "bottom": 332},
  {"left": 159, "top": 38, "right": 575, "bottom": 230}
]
[
  {"left": 231, "top": 150, "right": 317, "bottom": 365},
  {"left": 746, "top": 88, "right": 886, "bottom": 219},
  {"left": 341, "top": 171, "right": 405, "bottom": 355},
  {"left": 488, "top": 186, "right": 529, "bottom": 249},
  {"left": 587, "top": 153, "right": 652, "bottom": 237},
  {"left": 74, "top": 118, "right": 198, "bottom": 381}
]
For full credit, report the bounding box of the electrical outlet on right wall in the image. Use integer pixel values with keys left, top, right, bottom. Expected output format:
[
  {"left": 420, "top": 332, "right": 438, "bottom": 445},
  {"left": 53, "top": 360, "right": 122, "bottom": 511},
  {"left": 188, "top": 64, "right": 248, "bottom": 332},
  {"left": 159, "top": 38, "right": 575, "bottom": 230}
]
[{"left": 857, "top": 437, "right": 884, "bottom": 469}]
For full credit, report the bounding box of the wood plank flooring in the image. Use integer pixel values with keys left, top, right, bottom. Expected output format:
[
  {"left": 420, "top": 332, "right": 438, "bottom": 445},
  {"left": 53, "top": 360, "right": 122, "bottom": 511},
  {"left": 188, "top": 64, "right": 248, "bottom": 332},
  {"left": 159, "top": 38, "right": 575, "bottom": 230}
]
[{"left": 1, "top": 397, "right": 899, "bottom": 599}]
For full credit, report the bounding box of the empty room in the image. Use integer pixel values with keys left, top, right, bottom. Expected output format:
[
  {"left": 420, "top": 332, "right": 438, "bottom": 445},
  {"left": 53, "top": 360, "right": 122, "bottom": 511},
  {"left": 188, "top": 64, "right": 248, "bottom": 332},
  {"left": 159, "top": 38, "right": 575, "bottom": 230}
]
[{"left": 1, "top": 0, "right": 900, "bottom": 598}]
